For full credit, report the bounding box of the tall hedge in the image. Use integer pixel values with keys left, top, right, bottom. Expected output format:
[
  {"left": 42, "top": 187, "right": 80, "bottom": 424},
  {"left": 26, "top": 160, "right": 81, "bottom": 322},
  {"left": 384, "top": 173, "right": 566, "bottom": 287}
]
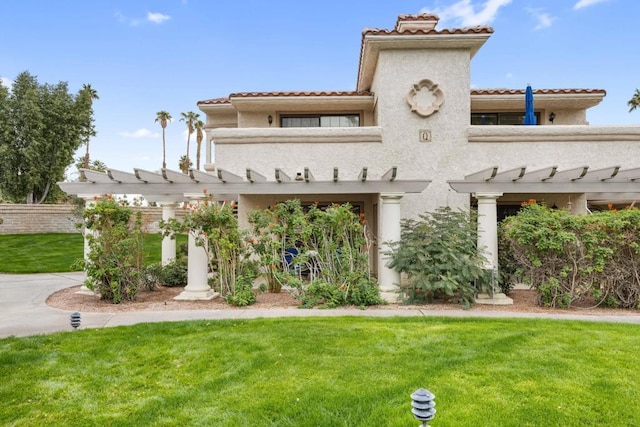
[{"left": 500, "top": 202, "right": 640, "bottom": 309}]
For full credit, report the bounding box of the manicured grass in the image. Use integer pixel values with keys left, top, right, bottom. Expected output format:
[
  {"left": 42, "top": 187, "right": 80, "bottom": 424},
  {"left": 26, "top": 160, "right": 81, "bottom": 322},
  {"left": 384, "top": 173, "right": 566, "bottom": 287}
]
[
  {"left": 2, "top": 317, "right": 640, "bottom": 426},
  {"left": 0, "top": 233, "right": 187, "bottom": 273}
]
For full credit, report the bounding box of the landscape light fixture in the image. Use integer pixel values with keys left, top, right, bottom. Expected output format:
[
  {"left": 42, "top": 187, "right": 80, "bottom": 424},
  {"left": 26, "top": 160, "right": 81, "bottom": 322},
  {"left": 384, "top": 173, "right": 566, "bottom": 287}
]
[
  {"left": 70, "top": 312, "right": 81, "bottom": 330},
  {"left": 411, "top": 388, "right": 436, "bottom": 426}
]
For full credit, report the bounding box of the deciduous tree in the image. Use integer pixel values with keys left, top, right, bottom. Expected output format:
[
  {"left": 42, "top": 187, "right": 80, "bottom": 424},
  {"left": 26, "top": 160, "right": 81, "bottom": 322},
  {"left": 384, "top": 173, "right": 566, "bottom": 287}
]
[{"left": 0, "top": 71, "right": 93, "bottom": 203}]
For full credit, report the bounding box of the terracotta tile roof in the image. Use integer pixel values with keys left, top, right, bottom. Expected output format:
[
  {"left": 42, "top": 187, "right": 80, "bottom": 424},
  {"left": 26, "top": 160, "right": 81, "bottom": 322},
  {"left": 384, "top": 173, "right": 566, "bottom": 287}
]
[
  {"left": 197, "top": 97, "right": 230, "bottom": 105},
  {"left": 362, "top": 13, "right": 493, "bottom": 36},
  {"left": 229, "top": 90, "right": 372, "bottom": 98},
  {"left": 396, "top": 13, "right": 440, "bottom": 22},
  {"left": 362, "top": 26, "right": 494, "bottom": 36},
  {"left": 198, "top": 91, "right": 373, "bottom": 105},
  {"left": 471, "top": 88, "right": 606, "bottom": 96}
]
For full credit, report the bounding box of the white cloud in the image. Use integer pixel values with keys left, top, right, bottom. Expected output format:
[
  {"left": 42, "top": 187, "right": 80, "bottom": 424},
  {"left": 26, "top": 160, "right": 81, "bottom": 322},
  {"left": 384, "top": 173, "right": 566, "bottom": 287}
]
[
  {"left": 573, "top": 0, "right": 610, "bottom": 10},
  {"left": 115, "top": 11, "right": 170, "bottom": 26},
  {"left": 0, "top": 77, "right": 12, "bottom": 91},
  {"left": 147, "top": 12, "right": 170, "bottom": 24},
  {"left": 421, "top": 0, "right": 512, "bottom": 27},
  {"left": 506, "top": 73, "right": 513, "bottom": 79},
  {"left": 527, "top": 8, "right": 556, "bottom": 30},
  {"left": 118, "top": 128, "right": 160, "bottom": 138},
  {"left": 115, "top": 11, "right": 141, "bottom": 27}
]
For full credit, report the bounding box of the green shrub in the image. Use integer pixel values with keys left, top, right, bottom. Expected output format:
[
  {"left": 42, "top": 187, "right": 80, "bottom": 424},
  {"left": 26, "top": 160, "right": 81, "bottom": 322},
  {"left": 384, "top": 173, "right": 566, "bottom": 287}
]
[
  {"left": 501, "top": 202, "right": 640, "bottom": 309},
  {"left": 162, "top": 198, "right": 250, "bottom": 299},
  {"left": 77, "top": 196, "right": 145, "bottom": 304},
  {"left": 248, "top": 200, "right": 381, "bottom": 307},
  {"left": 143, "top": 258, "right": 188, "bottom": 289},
  {"left": 387, "top": 207, "right": 487, "bottom": 308},
  {"left": 299, "top": 280, "right": 346, "bottom": 308},
  {"left": 160, "top": 259, "right": 188, "bottom": 287},
  {"left": 226, "top": 274, "right": 257, "bottom": 307}
]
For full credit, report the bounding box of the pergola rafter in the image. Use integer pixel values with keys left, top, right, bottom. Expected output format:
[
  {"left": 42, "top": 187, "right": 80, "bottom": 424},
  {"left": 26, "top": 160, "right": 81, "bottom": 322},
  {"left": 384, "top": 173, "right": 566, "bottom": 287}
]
[
  {"left": 63, "top": 166, "right": 430, "bottom": 198},
  {"left": 448, "top": 166, "right": 640, "bottom": 194}
]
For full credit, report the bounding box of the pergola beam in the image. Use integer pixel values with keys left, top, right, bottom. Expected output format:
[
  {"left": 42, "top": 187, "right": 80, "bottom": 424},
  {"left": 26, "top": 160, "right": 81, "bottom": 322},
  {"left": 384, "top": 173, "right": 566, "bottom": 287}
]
[
  {"left": 60, "top": 167, "right": 430, "bottom": 197},
  {"left": 448, "top": 166, "right": 640, "bottom": 194}
]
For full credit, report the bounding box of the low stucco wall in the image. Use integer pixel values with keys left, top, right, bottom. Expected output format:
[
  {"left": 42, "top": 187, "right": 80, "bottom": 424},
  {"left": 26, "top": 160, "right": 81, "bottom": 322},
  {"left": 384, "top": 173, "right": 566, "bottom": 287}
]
[{"left": 0, "top": 204, "right": 184, "bottom": 234}]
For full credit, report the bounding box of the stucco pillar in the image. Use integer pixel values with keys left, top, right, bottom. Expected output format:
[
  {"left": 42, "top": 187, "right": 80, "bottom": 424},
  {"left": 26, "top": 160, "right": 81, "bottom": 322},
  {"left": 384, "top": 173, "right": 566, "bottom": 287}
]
[
  {"left": 378, "top": 193, "right": 403, "bottom": 302},
  {"left": 473, "top": 192, "right": 512, "bottom": 305},
  {"left": 174, "top": 196, "right": 218, "bottom": 301},
  {"left": 77, "top": 195, "right": 98, "bottom": 295},
  {"left": 159, "top": 202, "right": 177, "bottom": 265}
]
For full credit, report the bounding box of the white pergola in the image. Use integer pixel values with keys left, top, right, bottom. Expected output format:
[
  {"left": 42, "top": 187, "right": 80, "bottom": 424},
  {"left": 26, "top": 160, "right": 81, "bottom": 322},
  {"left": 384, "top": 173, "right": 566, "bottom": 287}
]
[
  {"left": 448, "top": 165, "right": 640, "bottom": 304},
  {"left": 59, "top": 166, "right": 430, "bottom": 302}
]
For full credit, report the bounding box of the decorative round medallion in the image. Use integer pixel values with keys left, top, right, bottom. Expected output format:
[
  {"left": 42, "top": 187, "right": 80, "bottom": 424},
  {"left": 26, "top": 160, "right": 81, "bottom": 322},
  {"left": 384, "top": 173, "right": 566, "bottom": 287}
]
[{"left": 406, "top": 79, "right": 445, "bottom": 117}]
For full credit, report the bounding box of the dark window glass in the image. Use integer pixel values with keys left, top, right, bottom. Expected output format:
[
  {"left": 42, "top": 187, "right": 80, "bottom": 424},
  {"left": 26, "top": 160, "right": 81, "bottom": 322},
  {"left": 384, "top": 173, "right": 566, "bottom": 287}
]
[
  {"left": 471, "top": 112, "right": 541, "bottom": 125},
  {"left": 281, "top": 114, "right": 360, "bottom": 128}
]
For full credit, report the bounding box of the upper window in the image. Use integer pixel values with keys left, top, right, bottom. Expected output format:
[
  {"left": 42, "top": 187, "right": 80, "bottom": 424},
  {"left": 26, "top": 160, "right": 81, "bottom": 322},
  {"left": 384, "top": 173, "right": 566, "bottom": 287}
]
[
  {"left": 281, "top": 114, "right": 360, "bottom": 128},
  {"left": 471, "top": 112, "right": 540, "bottom": 125}
]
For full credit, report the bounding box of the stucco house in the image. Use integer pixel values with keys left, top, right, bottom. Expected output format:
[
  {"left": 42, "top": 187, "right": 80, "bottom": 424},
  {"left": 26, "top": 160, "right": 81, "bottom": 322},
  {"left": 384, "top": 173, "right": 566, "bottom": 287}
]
[{"left": 61, "top": 14, "right": 640, "bottom": 303}]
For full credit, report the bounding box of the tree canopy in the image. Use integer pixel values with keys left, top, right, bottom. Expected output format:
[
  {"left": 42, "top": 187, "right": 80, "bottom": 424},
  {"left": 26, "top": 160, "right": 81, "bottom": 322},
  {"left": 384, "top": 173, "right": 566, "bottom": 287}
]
[{"left": 0, "top": 71, "right": 94, "bottom": 203}]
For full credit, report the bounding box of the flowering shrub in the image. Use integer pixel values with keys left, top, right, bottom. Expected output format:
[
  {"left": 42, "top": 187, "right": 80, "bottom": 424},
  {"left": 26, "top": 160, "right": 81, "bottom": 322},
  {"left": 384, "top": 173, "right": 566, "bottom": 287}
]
[
  {"left": 501, "top": 202, "right": 640, "bottom": 308},
  {"left": 76, "top": 196, "right": 145, "bottom": 303}
]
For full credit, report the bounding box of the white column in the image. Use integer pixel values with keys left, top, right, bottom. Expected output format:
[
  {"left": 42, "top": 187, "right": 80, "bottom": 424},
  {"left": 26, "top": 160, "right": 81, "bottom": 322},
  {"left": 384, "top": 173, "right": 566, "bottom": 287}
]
[
  {"left": 77, "top": 195, "right": 98, "bottom": 295},
  {"left": 174, "top": 197, "right": 217, "bottom": 301},
  {"left": 159, "top": 202, "right": 177, "bottom": 265},
  {"left": 473, "top": 192, "right": 512, "bottom": 305},
  {"left": 378, "top": 193, "right": 403, "bottom": 302}
]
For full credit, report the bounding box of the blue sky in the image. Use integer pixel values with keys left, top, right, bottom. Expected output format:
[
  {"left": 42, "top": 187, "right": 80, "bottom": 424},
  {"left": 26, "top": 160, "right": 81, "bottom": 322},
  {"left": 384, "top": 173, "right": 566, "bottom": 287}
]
[{"left": 1, "top": 0, "right": 638, "bottom": 175}]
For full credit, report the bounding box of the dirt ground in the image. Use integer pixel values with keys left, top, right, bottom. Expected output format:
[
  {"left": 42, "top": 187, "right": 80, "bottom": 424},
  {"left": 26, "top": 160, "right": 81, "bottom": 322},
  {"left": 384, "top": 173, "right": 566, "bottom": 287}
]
[{"left": 46, "top": 285, "right": 640, "bottom": 318}]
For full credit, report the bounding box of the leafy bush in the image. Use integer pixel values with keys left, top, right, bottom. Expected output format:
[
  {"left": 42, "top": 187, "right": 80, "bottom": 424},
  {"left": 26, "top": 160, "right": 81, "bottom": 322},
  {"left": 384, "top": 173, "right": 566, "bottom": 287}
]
[
  {"left": 386, "top": 207, "right": 487, "bottom": 307},
  {"left": 248, "top": 200, "right": 381, "bottom": 308},
  {"left": 299, "top": 279, "right": 346, "bottom": 308},
  {"left": 501, "top": 202, "right": 640, "bottom": 309},
  {"left": 162, "top": 197, "right": 258, "bottom": 304},
  {"left": 143, "top": 258, "right": 188, "bottom": 289},
  {"left": 77, "top": 196, "right": 145, "bottom": 303},
  {"left": 226, "top": 274, "right": 257, "bottom": 307}
]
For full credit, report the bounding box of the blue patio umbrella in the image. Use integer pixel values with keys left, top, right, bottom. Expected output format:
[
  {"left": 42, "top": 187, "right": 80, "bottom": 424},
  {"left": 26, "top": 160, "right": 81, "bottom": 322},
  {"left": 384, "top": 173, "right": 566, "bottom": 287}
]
[{"left": 524, "top": 84, "right": 536, "bottom": 125}]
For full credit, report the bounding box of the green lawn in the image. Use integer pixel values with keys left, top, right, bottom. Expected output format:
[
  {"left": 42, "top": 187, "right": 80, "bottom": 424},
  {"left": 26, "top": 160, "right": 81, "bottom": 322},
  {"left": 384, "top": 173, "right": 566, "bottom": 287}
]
[
  {"left": 2, "top": 317, "right": 640, "bottom": 426},
  {"left": 0, "top": 233, "right": 187, "bottom": 273}
]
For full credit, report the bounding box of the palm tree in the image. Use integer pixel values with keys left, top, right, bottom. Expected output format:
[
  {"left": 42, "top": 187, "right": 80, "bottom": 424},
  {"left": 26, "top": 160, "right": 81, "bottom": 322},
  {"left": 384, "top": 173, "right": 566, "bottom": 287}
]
[
  {"left": 180, "top": 111, "right": 199, "bottom": 172},
  {"left": 155, "top": 111, "right": 172, "bottom": 169},
  {"left": 628, "top": 89, "right": 640, "bottom": 112},
  {"left": 80, "top": 84, "right": 99, "bottom": 169},
  {"left": 178, "top": 155, "right": 192, "bottom": 174},
  {"left": 194, "top": 119, "right": 205, "bottom": 170}
]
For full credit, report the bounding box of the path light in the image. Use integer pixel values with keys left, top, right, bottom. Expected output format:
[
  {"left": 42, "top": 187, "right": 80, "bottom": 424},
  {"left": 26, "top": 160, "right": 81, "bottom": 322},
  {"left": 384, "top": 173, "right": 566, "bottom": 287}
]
[
  {"left": 70, "top": 312, "right": 81, "bottom": 330},
  {"left": 411, "top": 388, "right": 436, "bottom": 426}
]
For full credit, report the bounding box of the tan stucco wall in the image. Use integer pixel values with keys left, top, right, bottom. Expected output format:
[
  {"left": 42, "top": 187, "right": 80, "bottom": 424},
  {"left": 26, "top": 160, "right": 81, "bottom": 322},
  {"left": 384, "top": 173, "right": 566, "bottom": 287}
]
[{"left": 370, "top": 48, "right": 473, "bottom": 217}]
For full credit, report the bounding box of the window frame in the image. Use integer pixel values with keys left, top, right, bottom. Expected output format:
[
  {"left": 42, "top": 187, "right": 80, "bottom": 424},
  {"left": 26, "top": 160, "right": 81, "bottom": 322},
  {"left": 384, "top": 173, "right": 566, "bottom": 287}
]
[
  {"left": 471, "top": 112, "right": 541, "bottom": 126},
  {"left": 280, "top": 113, "right": 361, "bottom": 128}
]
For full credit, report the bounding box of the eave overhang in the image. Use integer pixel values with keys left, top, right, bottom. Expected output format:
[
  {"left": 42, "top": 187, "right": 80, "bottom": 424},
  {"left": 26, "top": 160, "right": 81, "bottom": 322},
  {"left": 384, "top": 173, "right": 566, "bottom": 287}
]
[{"left": 357, "top": 33, "right": 491, "bottom": 91}]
